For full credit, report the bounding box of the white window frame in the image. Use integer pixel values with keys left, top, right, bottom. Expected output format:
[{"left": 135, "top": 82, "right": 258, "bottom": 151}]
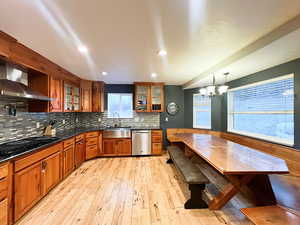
[
  {"left": 193, "top": 94, "right": 211, "bottom": 129},
  {"left": 227, "top": 74, "right": 294, "bottom": 146},
  {"left": 107, "top": 93, "right": 133, "bottom": 118}
]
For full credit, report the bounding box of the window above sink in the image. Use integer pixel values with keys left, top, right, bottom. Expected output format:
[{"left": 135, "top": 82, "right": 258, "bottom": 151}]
[{"left": 107, "top": 93, "right": 133, "bottom": 118}]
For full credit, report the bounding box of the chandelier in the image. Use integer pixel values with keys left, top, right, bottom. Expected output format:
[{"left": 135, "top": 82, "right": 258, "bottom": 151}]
[{"left": 199, "top": 73, "right": 230, "bottom": 96}]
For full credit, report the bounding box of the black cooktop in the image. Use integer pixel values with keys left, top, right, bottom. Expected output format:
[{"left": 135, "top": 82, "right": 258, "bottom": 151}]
[{"left": 0, "top": 136, "right": 59, "bottom": 157}]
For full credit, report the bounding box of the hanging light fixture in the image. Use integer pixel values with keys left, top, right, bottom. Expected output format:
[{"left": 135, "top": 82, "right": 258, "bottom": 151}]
[
  {"left": 218, "top": 72, "right": 229, "bottom": 95},
  {"left": 199, "top": 73, "right": 230, "bottom": 96}
]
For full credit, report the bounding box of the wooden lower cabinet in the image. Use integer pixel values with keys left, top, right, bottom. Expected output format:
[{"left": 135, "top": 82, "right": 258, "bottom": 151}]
[
  {"left": 0, "top": 198, "right": 8, "bottom": 225},
  {"left": 75, "top": 139, "right": 85, "bottom": 167},
  {"left": 86, "top": 145, "right": 98, "bottom": 160},
  {"left": 152, "top": 143, "right": 162, "bottom": 155},
  {"left": 63, "top": 145, "right": 75, "bottom": 178},
  {"left": 117, "top": 139, "right": 132, "bottom": 156},
  {"left": 42, "top": 152, "right": 61, "bottom": 194},
  {"left": 14, "top": 162, "right": 42, "bottom": 221},
  {"left": 103, "top": 139, "right": 132, "bottom": 156}
]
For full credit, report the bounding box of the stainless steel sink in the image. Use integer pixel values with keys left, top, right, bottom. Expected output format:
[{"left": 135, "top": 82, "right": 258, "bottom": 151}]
[{"left": 103, "top": 128, "right": 131, "bottom": 138}]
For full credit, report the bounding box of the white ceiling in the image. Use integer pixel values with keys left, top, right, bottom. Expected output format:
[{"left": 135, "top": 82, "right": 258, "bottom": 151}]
[{"left": 1, "top": 0, "right": 300, "bottom": 85}]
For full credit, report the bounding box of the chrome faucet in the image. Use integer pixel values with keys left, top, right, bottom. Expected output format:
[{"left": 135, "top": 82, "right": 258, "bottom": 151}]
[{"left": 113, "top": 112, "right": 121, "bottom": 127}]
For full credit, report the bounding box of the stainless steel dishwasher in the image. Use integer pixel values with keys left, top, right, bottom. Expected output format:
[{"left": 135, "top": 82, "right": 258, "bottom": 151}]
[{"left": 132, "top": 130, "right": 151, "bottom": 155}]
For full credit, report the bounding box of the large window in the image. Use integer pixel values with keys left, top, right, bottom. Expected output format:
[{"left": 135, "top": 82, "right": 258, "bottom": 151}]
[
  {"left": 227, "top": 74, "right": 294, "bottom": 146},
  {"left": 108, "top": 93, "right": 133, "bottom": 118},
  {"left": 193, "top": 94, "right": 211, "bottom": 129}
]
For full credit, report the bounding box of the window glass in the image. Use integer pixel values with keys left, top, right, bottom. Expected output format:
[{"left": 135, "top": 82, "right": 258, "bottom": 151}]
[
  {"left": 108, "top": 93, "right": 133, "bottom": 118},
  {"left": 193, "top": 94, "right": 211, "bottom": 129}
]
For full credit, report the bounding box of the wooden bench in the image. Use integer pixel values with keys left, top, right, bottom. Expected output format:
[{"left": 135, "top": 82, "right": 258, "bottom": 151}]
[
  {"left": 241, "top": 174, "right": 300, "bottom": 224},
  {"left": 167, "top": 146, "right": 209, "bottom": 209}
]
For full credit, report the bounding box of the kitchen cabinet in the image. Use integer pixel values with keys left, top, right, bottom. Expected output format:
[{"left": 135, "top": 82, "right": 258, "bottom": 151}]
[
  {"left": 85, "top": 132, "right": 99, "bottom": 160},
  {"left": 14, "top": 143, "right": 62, "bottom": 221},
  {"left": 0, "top": 198, "right": 8, "bottom": 225},
  {"left": 0, "top": 162, "right": 10, "bottom": 225},
  {"left": 134, "top": 83, "right": 151, "bottom": 112},
  {"left": 0, "top": 31, "right": 16, "bottom": 58},
  {"left": 42, "top": 152, "right": 61, "bottom": 195},
  {"left": 92, "top": 81, "right": 105, "bottom": 112},
  {"left": 14, "top": 162, "right": 42, "bottom": 221},
  {"left": 10, "top": 42, "right": 48, "bottom": 74},
  {"left": 64, "top": 82, "right": 80, "bottom": 112},
  {"left": 103, "top": 139, "right": 132, "bottom": 156},
  {"left": 75, "top": 135, "right": 85, "bottom": 168},
  {"left": 63, "top": 145, "right": 75, "bottom": 178},
  {"left": 81, "top": 80, "right": 92, "bottom": 112},
  {"left": 116, "top": 139, "right": 132, "bottom": 156},
  {"left": 49, "top": 76, "right": 63, "bottom": 112},
  {"left": 150, "top": 84, "right": 164, "bottom": 112},
  {"left": 152, "top": 130, "right": 163, "bottom": 155},
  {"left": 134, "top": 82, "right": 165, "bottom": 112}
]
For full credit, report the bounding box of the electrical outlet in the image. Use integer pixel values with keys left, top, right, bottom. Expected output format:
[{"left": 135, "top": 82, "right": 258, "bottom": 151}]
[
  {"left": 62, "top": 119, "right": 66, "bottom": 125},
  {"left": 98, "top": 117, "right": 101, "bottom": 122},
  {"left": 165, "top": 117, "right": 168, "bottom": 122},
  {"left": 36, "top": 122, "right": 40, "bottom": 128},
  {"left": 76, "top": 118, "right": 79, "bottom": 123}
]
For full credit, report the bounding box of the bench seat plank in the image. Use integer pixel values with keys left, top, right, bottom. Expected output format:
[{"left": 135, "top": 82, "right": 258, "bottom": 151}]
[
  {"left": 168, "top": 146, "right": 209, "bottom": 184},
  {"left": 241, "top": 206, "right": 300, "bottom": 225}
]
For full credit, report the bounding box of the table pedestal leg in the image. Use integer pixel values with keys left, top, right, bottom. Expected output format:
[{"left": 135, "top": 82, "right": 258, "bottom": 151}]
[{"left": 209, "top": 174, "right": 255, "bottom": 210}]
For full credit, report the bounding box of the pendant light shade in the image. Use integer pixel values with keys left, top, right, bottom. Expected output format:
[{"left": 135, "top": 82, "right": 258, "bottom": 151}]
[
  {"left": 218, "top": 85, "right": 229, "bottom": 95},
  {"left": 198, "top": 73, "right": 230, "bottom": 97},
  {"left": 199, "top": 87, "right": 207, "bottom": 96}
]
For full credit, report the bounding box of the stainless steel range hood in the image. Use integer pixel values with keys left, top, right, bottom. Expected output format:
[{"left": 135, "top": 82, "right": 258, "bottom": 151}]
[{"left": 0, "top": 63, "right": 51, "bottom": 101}]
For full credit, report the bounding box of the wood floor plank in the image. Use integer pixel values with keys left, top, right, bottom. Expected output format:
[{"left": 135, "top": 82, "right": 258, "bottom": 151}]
[{"left": 16, "top": 155, "right": 251, "bottom": 225}]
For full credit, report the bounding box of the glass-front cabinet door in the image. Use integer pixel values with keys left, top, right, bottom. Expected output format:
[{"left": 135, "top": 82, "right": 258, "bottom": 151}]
[
  {"left": 64, "top": 82, "right": 80, "bottom": 112},
  {"left": 135, "top": 84, "right": 150, "bottom": 112},
  {"left": 73, "top": 87, "right": 80, "bottom": 111},
  {"left": 151, "top": 84, "right": 164, "bottom": 112}
]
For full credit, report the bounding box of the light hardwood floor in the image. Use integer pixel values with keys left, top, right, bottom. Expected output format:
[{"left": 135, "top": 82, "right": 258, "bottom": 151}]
[{"left": 16, "top": 156, "right": 252, "bottom": 225}]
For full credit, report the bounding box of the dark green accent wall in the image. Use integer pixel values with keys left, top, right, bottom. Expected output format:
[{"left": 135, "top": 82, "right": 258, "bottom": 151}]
[{"left": 160, "top": 85, "right": 185, "bottom": 146}]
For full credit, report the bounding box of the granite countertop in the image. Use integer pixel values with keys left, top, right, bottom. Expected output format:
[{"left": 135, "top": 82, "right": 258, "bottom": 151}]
[{"left": 0, "top": 126, "right": 162, "bottom": 164}]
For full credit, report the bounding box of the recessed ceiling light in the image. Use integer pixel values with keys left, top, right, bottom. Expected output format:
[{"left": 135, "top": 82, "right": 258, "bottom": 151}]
[
  {"left": 102, "top": 72, "right": 108, "bottom": 76},
  {"left": 158, "top": 50, "right": 167, "bottom": 56},
  {"left": 78, "top": 46, "right": 88, "bottom": 53},
  {"left": 151, "top": 73, "right": 157, "bottom": 78}
]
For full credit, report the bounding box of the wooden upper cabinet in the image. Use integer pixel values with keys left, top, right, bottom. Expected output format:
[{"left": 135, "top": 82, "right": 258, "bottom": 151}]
[
  {"left": 134, "top": 82, "right": 165, "bottom": 112},
  {"left": 151, "top": 83, "right": 164, "bottom": 112},
  {"left": 49, "top": 76, "right": 63, "bottom": 112},
  {"left": 42, "top": 152, "right": 61, "bottom": 195},
  {"left": 92, "top": 81, "right": 105, "bottom": 112},
  {"left": 0, "top": 31, "right": 16, "bottom": 58},
  {"left": 80, "top": 80, "right": 92, "bottom": 112},
  {"left": 14, "top": 162, "right": 42, "bottom": 221},
  {"left": 64, "top": 82, "right": 80, "bottom": 112},
  {"left": 10, "top": 42, "right": 48, "bottom": 74}
]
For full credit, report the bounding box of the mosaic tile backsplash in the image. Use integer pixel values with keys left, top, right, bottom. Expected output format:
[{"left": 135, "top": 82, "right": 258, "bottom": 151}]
[{"left": 0, "top": 100, "right": 160, "bottom": 144}]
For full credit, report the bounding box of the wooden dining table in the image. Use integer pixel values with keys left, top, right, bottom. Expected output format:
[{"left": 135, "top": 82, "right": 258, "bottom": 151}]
[{"left": 172, "top": 133, "right": 289, "bottom": 210}]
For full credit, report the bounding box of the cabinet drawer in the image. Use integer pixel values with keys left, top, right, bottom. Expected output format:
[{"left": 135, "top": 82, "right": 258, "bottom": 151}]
[
  {"left": 86, "top": 145, "right": 98, "bottom": 160},
  {"left": 152, "top": 130, "right": 162, "bottom": 136},
  {"left": 85, "top": 131, "right": 98, "bottom": 138},
  {"left": 15, "top": 143, "right": 63, "bottom": 172},
  {"left": 0, "top": 164, "right": 8, "bottom": 179},
  {"left": 0, "top": 198, "right": 8, "bottom": 225},
  {"left": 152, "top": 143, "right": 162, "bottom": 155},
  {"left": 0, "top": 178, "right": 8, "bottom": 201},
  {"left": 86, "top": 137, "right": 98, "bottom": 146},
  {"left": 152, "top": 135, "right": 162, "bottom": 143},
  {"left": 63, "top": 138, "right": 75, "bottom": 148},
  {"left": 75, "top": 134, "right": 84, "bottom": 142}
]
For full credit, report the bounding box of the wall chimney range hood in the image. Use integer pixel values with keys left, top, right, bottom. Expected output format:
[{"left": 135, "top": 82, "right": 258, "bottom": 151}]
[{"left": 0, "top": 63, "right": 51, "bottom": 101}]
